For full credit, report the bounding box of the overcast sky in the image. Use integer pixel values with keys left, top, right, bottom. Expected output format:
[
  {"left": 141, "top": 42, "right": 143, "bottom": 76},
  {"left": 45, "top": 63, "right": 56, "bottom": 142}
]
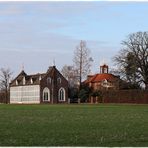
[{"left": 0, "top": 1, "right": 148, "bottom": 77}]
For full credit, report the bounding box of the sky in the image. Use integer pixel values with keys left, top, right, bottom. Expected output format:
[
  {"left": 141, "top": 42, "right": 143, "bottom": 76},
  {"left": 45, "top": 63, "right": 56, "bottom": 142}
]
[{"left": 0, "top": 1, "right": 148, "bottom": 77}]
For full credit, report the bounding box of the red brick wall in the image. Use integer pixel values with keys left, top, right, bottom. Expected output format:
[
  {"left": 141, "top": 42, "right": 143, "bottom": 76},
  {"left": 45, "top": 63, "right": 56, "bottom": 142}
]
[{"left": 98, "top": 90, "right": 148, "bottom": 104}]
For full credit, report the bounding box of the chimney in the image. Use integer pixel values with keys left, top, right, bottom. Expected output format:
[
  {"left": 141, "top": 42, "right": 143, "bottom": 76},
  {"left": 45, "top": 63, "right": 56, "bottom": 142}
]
[{"left": 87, "top": 75, "right": 93, "bottom": 79}]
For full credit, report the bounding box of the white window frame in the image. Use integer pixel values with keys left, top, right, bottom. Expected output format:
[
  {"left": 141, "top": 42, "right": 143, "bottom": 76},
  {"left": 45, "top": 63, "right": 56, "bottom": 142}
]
[
  {"left": 30, "top": 78, "right": 33, "bottom": 84},
  {"left": 58, "top": 87, "right": 65, "bottom": 101},
  {"left": 23, "top": 77, "right": 26, "bottom": 85},
  {"left": 16, "top": 80, "right": 18, "bottom": 85},
  {"left": 43, "top": 87, "right": 50, "bottom": 101},
  {"left": 39, "top": 75, "right": 42, "bottom": 81}
]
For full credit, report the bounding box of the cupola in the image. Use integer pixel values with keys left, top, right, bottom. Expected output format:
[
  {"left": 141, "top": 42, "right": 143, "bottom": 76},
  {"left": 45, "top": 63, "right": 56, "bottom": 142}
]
[{"left": 100, "top": 64, "right": 109, "bottom": 74}]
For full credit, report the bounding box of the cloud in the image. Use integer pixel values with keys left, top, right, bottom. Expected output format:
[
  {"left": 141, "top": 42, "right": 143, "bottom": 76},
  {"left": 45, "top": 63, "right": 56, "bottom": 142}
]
[
  {"left": 1, "top": 1, "right": 147, "bottom": 76},
  {"left": 0, "top": 26, "right": 79, "bottom": 54}
]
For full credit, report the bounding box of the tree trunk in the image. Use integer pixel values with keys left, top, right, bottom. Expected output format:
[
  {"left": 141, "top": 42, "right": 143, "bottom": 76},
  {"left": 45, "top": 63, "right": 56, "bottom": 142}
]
[{"left": 5, "top": 90, "right": 8, "bottom": 104}]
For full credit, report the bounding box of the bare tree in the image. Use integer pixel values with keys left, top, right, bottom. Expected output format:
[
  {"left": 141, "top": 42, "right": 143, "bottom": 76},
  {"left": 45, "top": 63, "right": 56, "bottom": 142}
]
[
  {"left": 0, "top": 68, "right": 12, "bottom": 103},
  {"left": 61, "top": 65, "right": 79, "bottom": 88},
  {"left": 114, "top": 31, "right": 148, "bottom": 89},
  {"left": 73, "top": 40, "right": 93, "bottom": 88},
  {"left": 61, "top": 65, "right": 74, "bottom": 80}
]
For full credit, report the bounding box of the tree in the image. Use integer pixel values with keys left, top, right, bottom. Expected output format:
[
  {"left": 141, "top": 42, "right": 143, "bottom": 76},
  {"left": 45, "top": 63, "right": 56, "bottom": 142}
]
[
  {"left": 73, "top": 40, "right": 93, "bottom": 88},
  {"left": 78, "top": 89, "right": 88, "bottom": 103},
  {"left": 61, "top": 65, "right": 79, "bottom": 101},
  {"left": 61, "top": 65, "right": 79, "bottom": 88},
  {"left": 78, "top": 83, "right": 93, "bottom": 102},
  {"left": 114, "top": 31, "right": 148, "bottom": 89},
  {"left": 91, "top": 90, "right": 103, "bottom": 103},
  {"left": 61, "top": 65, "right": 73, "bottom": 80},
  {"left": 124, "top": 52, "right": 138, "bottom": 83},
  {"left": 0, "top": 68, "right": 12, "bottom": 103}
]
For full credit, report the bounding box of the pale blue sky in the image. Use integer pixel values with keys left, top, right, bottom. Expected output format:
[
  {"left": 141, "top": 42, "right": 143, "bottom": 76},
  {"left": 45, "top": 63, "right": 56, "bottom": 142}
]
[{"left": 0, "top": 1, "right": 148, "bottom": 77}]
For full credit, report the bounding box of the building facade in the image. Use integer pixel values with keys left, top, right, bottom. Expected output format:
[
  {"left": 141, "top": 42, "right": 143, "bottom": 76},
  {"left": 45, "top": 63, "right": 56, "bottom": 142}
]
[
  {"left": 10, "top": 66, "right": 68, "bottom": 104},
  {"left": 84, "top": 64, "right": 120, "bottom": 91}
]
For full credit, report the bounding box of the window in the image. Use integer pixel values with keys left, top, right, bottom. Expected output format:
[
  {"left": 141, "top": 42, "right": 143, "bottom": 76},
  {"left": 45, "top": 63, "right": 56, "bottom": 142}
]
[
  {"left": 43, "top": 87, "right": 50, "bottom": 101},
  {"left": 30, "top": 78, "right": 33, "bottom": 84},
  {"left": 47, "top": 77, "right": 51, "bottom": 84},
  {"left": 57, "top": 77, "right": 61, "bottom": 84},
  {"left": 44, "top": 92, "right": 48, "bottom": 101},
  {"left": 39, "top": 75, "right": 42, "bottom": 81},
  {"left": 58, "top": 87, "right": 65, "bottom": 101},
  {"left": 104, "top": 68, "right": 108, "bottom": 73},
  {"left": 23, "top": 77, "right": 26, "bottom": 85},
  {"left": 16, "top": 80, "right": 18, "bottom": 85},
  {"left": 102, "top": 79, "right": 108, "bottom": 87}
]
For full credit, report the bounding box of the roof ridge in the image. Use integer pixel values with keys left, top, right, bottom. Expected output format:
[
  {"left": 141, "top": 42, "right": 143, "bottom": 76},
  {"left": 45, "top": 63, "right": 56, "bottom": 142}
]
[{"left": 27, "top": 73, "right": 46, "bottom": 77}]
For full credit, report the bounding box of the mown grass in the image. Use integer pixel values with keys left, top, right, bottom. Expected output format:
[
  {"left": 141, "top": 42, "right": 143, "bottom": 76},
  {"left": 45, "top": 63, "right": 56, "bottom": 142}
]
[{"left": 0, "top": 104, "right": 148, "bottom": 146}]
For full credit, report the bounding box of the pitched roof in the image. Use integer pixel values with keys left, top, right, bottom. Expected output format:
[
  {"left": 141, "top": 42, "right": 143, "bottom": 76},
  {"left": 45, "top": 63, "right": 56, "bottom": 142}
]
[
  {"left": 10, "top": 70, "right": 46, "bottom": 86},
  {"left": 84, "top": 75, "right": 95, "bottom": 83},
  {"left": 10, "top": 66, "right": 68, "bottom": 86},
  {"left": 85, "top": 73, "right": 119, "bottom": 83}
]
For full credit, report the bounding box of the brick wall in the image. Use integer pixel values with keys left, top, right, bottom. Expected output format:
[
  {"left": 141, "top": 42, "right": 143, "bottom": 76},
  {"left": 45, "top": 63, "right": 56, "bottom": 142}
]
[
  {"left": 40, "top": 67, "right": 68, "bottom": 104},
  {"left": 98, "top": 90, "right": 148, "bottom": 104}
]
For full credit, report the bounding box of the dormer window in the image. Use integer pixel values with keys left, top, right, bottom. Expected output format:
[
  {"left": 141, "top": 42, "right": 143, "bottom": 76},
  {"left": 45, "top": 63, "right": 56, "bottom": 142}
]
[
  {"left": 39, "top": 75, "right": 42, "bottom": 81},
  {"left": 23, "top": 77, "right": 26, "bottom": 85},
  {"left": 57, "top": 77, "right": 61, "bottom": 84},
  {"left": 16, "top": 80, "right": 18, "bottom": 85},
  {"left": 102, "top": 79, "right": 108, "bottom": 87},
  {"left": 31, "top": 78, "right": 33, "bottom": 84}
]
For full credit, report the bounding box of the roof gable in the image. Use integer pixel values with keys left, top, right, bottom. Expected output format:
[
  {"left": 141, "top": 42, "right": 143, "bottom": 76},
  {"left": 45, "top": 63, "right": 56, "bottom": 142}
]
[{"left": 44, "top": 66, "right": 68, "bottom": 83}]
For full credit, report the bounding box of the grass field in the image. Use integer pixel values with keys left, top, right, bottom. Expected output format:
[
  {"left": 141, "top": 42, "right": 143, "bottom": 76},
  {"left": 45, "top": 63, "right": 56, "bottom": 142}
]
[{"left": 0, "top": 104, "right": 148, "bottom": 146}]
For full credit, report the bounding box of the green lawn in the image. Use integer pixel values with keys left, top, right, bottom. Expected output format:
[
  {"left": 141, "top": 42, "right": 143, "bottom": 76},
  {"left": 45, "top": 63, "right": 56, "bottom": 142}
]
[{"left": 0, "top": 104, "right": 148, "bottom": 146}]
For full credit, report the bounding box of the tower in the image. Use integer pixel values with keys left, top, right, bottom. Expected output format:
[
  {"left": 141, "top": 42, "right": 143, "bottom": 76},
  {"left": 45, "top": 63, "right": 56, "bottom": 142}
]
[{"left": 100, "top": 64, "right": 109, "bottom": 74}]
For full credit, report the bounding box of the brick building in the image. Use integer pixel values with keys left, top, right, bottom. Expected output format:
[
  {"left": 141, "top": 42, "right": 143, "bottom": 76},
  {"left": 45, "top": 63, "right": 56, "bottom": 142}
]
[
  {"left": 84, "top": 64, "right": 120, "bottom": 91},
  {"left": 10, "top": 66, "right": 68, "bottom": 104}
]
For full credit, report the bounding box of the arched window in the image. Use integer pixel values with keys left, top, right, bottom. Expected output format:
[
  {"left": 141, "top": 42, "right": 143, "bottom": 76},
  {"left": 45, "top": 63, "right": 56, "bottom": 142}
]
[
  {"left": 58, "top": 87, "right": 65, "bottom": 101},
  {"left": 57, "top": 77, "right": 61, "bottom": 84},
  {"left": 47, "top": 77, "right": 51, "bottom": 84},
  {"left": 43, "top": 87, "right": 50, "bottom": 101}
]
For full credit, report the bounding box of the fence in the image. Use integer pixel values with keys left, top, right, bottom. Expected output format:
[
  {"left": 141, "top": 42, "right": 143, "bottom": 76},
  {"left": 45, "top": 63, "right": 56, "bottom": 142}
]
[
  {"left": 0, "top": 91, "right": 6, "bottom": 103},
  {"left": 97, "top": 90, "right": 148, "bottom": 104},
  {"left": 0, "top": 91, "right": 10, "bottom": 103}
]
